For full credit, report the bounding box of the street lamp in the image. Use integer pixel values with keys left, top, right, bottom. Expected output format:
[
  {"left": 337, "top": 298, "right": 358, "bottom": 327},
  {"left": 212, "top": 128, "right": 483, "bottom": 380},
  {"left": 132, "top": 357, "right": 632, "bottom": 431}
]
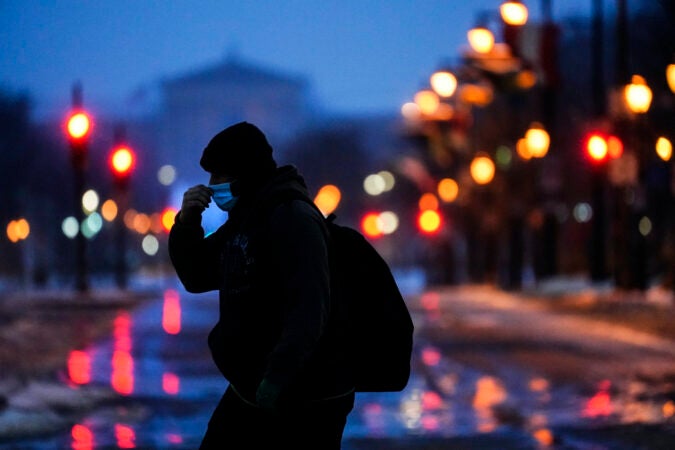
[
  {"left": 613, "top": 74, "right": 653, "bottom": 292},
  {"left": 624, "top": 75, "right": 652, "bottom": 114},
  {"left": 467, "top": 26, "right": 495, "bottom": 54},
  {"left": 655, "top": 137, "right": 672, "bottom": 162},
  {"left": 500, "top": 0, "right": 528, "bottom": 26},
  {"left": 667, "top": 63, "right": 675, "bottom": 94},
  {"left": 524, "top": 122, "right": 550, "bottom": 158},
  {"left": 414, "top": 89, "right": 440, "bottom": 116},
  {"left": 470, "top": 154, "right": 496, "bottom": 185},
  {"left": 430, "top": 70, "right": 458, "bottom": 98},
  {"left": 6, "top": 218, "right": 30, "bottom": 243}
]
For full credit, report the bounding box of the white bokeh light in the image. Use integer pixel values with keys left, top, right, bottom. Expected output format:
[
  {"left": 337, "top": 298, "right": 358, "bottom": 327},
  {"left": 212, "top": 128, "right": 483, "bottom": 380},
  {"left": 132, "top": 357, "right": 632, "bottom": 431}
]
[
  {"left": 82, "top": 189, "right": 99, "bottom": 214},
  {"left": 158, "top": 165, "right": 177, "bottom": 186},
  {"left": 142, "top": 234, "right": 159, "bottom": 255},
  {"left": 62, "top": 216, "right": 79, "bottom": 239}
]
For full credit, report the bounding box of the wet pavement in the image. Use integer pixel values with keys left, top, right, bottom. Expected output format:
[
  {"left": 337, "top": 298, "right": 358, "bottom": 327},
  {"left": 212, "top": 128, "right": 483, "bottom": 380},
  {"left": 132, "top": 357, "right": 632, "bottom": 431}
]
[{"left": 1, "top": 279, "right": 674, "bottom": 449}]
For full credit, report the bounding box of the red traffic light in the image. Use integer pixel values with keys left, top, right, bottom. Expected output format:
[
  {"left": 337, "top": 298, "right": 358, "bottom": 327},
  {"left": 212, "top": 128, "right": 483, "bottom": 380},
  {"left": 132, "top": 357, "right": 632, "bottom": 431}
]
[
  {"left": 417, "top": 209, "right": 442, "bottom": 235},
  {"left": 585, "top": 133, "right": 623, "bottom": 163},
  {"left": 110, "top": 146, "right": 136, "bottom": 177},
  {"left": 66, "top": 111, "right": 92, "bottom": 141},
  {"left": 585, "top": 133, "right": 608, "bottom": 162}
]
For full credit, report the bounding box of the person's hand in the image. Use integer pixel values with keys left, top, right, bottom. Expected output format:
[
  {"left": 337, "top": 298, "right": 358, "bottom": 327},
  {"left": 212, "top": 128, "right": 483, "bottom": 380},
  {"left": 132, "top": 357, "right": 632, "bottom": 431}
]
[
  {"left": 256, "top": 378, "right": 282, "bottom": 411},
  {"left": 179, "top": 184, "right": 212, "bottom": 224}
]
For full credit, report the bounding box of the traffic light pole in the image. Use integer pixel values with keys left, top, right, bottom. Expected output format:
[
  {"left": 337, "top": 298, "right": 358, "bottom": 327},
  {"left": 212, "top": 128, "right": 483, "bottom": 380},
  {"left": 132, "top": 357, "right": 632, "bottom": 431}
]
[
  {"left": 73, "top": 155, "right": 88, "bottom": 292},
  {"left": 114, "top": 177, "right": 129, "bottom": 290},
  {"left": 589, "top": 165, "right": 608, "bottom": 282},
  {"left": 69, "top": 83, "right": 89, "bottom": 293},
  {"left": 111, "top": 124, "right": 134, "bottom": 290}
]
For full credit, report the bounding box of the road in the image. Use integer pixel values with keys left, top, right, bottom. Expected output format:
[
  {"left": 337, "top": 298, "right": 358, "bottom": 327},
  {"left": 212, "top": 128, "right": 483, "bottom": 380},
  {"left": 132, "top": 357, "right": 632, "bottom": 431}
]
[
  {"left": 1, "top": 282, "right": 674, "bottom": 449},
  {"left": 394, "top": 285, "right": 675, "bottom": 449}
]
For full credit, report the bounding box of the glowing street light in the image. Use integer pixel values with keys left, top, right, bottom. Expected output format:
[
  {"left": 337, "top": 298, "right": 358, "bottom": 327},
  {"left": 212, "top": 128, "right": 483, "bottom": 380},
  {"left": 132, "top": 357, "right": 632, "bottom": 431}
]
[
  {"left": 418, "top": 193, "right": 439, "bottom": 211},
  {"left": 160, "top": 207, "right": 178, "bottom": 233},
  {"left": 516, "top": 137, "right": 532, "bottom": 160},
  {"left": 524, "top": 122, "right": 550, "bottom": 158},
  {"left": 470, "top": 154, "right": 496, "bottom": 185},
  {"left": 500, "top": 0, "right": 528, "bottom": 26},
  {"left": 437, "top": 178, "right": 459, "bottom": 203},
  {"left": 624, "top": 75, "right": 652, "bottom": 114},
  {"left": 655, "top": 137, "right": 672, "bottom": 161},
  {"left": 414, "top": 89, "right": 440, "bottom": 115},
  {"left": 6, "top": 218, "right": 30, "bottom": 243},
  {"left": 667, "top": 64, "right": 675, "bottom": 94},
  {"left": 430, "top": 70, "right": 458, "bottom": 98},
  {"left": 467, "top": 26, "right": 495, "bottom": 54},
  {"left": 361, "top": 212, "right": 384, "bottom": 239},
  {"left": 314, "top": 184, "right": 341, "bottom": 216}
]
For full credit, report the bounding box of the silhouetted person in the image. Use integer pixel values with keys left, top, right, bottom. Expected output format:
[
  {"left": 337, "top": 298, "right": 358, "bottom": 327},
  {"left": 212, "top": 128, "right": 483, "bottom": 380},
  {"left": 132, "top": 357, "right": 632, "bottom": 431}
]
[{"left": 169, "top": 122, "right": 354, "bottom": 449}]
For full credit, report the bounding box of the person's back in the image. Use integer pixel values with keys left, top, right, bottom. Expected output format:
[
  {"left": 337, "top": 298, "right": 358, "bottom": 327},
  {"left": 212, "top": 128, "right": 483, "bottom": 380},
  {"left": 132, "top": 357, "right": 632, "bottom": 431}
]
[{"left": 169, "top": 122, "right": 355, "bottom": 449}]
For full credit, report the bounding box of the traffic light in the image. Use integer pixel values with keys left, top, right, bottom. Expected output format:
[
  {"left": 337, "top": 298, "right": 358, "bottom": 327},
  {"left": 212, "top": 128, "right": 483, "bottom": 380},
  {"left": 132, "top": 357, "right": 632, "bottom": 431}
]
[
  {"left": 585, "top": 133, "right": 608, "bottom": 163},
  {"left": 66, "top": 112, "right": 91, "bottom": 141},
  {"left": 109, "top": 142, "right": 136, "bottom": 291},
  {"left": 65, "top": 110, "right": 92, "bottom": 166},
  {"left": 64, "top": 82, "right": 92, "bottom": 292},
  {"left": 417, "top": 209, "right": 442, "bottom": 235},
  {"left": 585, "top": 133, "right": 623, "bottom": 163},
  {"left": 109, "top": 145, "right": 136, "bottom": 182}
]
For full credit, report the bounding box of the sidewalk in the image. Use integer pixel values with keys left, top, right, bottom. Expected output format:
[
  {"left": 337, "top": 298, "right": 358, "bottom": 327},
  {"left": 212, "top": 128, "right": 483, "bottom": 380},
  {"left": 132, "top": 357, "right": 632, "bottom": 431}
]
[
  {"left": 516, "top": 277, "right": 675, "bottom": 341},
  {"left": 0, "top": 287, "right": 159, "bottom": 380}
]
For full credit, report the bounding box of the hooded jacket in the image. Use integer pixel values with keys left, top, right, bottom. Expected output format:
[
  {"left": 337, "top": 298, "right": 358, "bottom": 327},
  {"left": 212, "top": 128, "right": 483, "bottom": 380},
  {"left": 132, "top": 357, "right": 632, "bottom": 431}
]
[{"left": 169, "top": 165, "right": 353, "bottom": 405}]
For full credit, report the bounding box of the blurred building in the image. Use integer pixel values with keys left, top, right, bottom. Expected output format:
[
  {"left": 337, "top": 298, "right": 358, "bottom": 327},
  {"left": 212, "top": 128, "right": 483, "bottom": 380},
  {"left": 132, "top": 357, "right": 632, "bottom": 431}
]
[{"left": 155, "top": 53, "right": 314, "bottom": 187}]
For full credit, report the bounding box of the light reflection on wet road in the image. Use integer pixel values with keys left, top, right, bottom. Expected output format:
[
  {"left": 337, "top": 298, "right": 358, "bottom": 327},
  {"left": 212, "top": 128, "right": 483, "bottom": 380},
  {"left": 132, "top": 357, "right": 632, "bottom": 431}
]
[{"left": 3, "top": 283, "right": 674, "bottom": 449}]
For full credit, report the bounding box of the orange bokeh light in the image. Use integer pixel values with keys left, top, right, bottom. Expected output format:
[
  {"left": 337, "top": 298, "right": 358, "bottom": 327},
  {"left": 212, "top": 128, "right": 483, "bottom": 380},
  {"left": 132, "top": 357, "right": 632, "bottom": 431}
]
[
  {"left": 314, "top": 184, "right": 341, "bottom": 217},
  {"left": 418, "top": 192, "right": 439, "bottom": 211},
  {"left": 361, "top": 212, "right": 384, "bottom": 239},
  {"left": 161, "top": 207, "right": 178, "bottom": 232}
]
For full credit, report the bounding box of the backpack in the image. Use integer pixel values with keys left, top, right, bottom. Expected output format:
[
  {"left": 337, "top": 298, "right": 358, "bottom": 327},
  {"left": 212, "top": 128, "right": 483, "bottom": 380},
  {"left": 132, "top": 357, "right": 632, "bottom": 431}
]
[
  {"left": 262, "top": 190, "right": 414, "bottom": 392},
  {"left": 324, "top": 212, "right": 414, "bottom": 392}
]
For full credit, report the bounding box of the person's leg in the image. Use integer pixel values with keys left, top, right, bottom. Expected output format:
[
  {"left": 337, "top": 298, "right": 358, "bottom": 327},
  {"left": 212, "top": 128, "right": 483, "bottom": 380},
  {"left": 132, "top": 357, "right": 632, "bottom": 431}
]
[
  {"left": 288, "top": 393, "right": 355, "bottom": 450},
  {"left": 200, "top": 386, "right": 278, "bottom": 449}
]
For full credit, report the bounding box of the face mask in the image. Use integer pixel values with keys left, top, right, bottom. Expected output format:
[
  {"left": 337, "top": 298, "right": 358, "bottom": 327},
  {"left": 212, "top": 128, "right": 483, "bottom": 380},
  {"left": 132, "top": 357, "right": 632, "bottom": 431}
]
[{"left": 209, "top": 182, "right": 238, "bottom": 211}]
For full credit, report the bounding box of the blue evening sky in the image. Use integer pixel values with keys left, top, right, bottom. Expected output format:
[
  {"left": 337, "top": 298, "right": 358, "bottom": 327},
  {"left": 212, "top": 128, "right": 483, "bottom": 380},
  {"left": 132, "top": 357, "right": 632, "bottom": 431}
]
[{"left": 1, "top": 1, "right": 598, "bottom": 117}]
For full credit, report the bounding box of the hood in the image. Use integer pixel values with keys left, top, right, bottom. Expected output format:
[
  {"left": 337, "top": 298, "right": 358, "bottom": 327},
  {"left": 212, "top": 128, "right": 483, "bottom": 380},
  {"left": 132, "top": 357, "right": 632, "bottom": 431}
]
[{"left": 228, "top": 165, "right": 310, "bottom": 220}]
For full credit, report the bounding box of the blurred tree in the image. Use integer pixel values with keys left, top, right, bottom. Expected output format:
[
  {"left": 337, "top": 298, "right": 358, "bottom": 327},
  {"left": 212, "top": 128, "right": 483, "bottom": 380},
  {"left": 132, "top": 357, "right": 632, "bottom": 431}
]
[
  {"left": 282, "top": 123, "right": 372, "bottom": 228},
  {"left": 0, "top": 89, "right": 32, "bottom": 277}
]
